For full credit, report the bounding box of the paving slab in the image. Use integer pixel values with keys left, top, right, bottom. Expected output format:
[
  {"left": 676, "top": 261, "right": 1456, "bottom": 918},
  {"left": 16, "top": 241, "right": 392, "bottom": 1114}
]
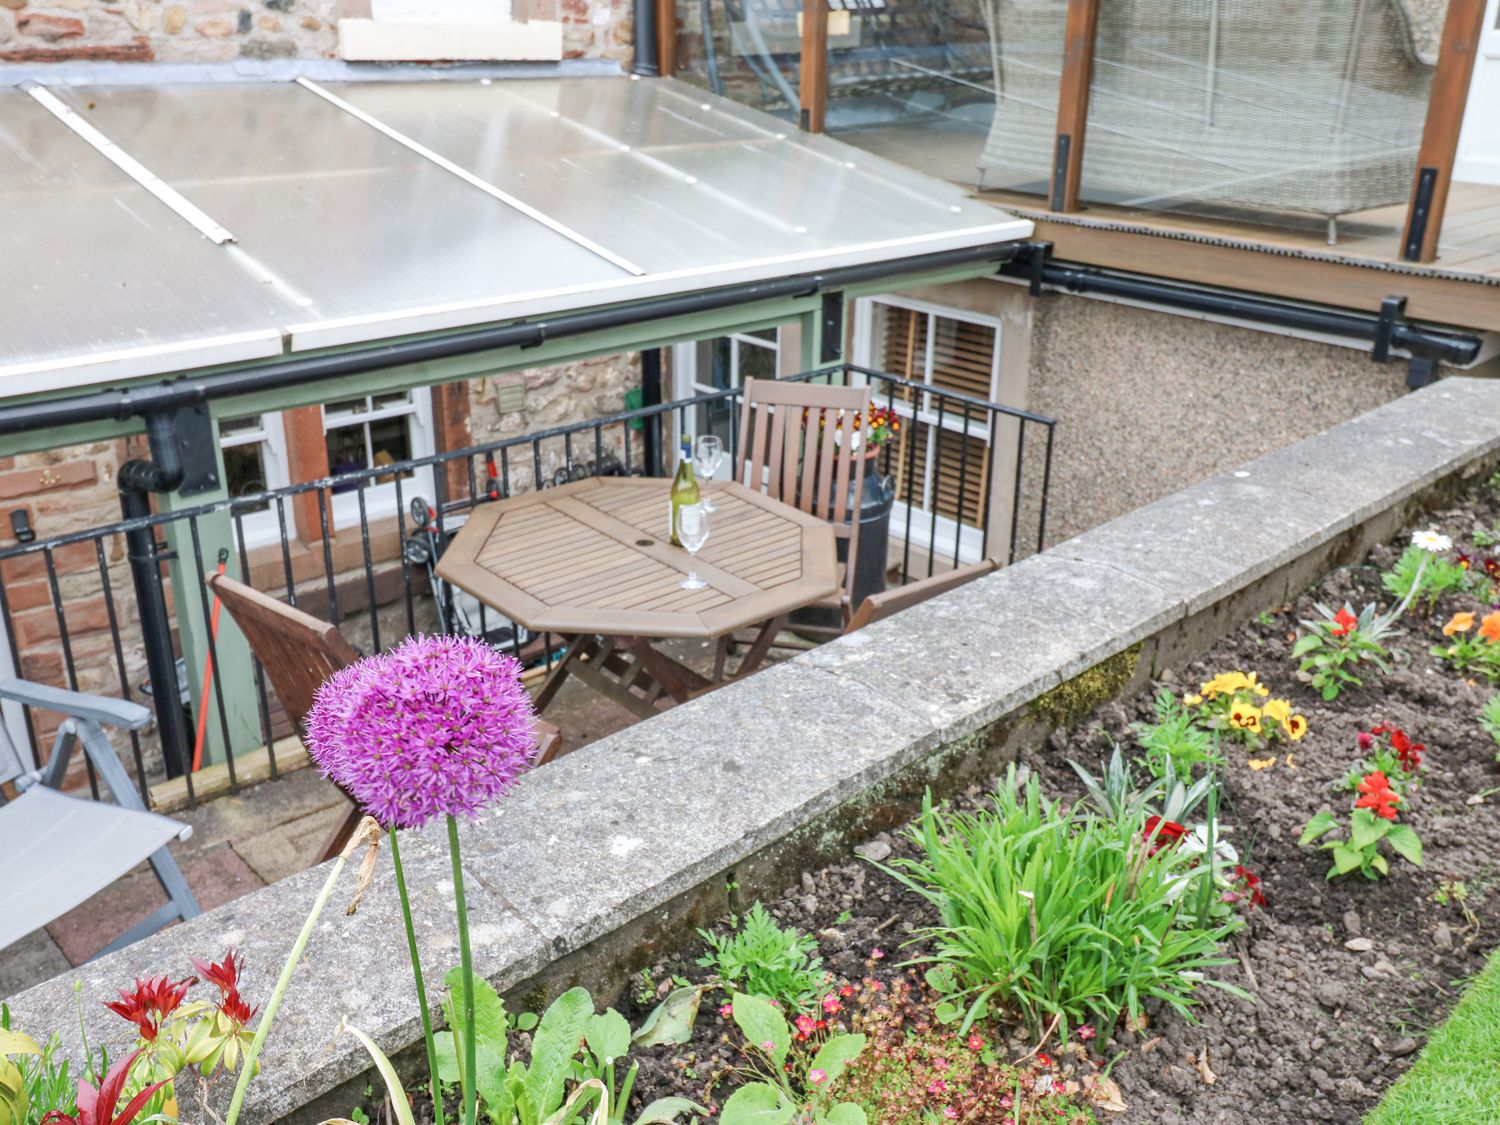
[
  {"left": 0, "top": 928, "right": 69, "bottom": 1000},
  {"left": 46, "top": 842, "right": 265, "bottom": 967}
]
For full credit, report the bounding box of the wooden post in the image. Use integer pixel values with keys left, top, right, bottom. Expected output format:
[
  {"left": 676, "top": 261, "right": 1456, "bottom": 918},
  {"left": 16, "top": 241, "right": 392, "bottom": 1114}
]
[
  {"left": 1401, "top": 0, "right": 1486, "bottom": 263},
  {"left": 655, "top": 0, "right": 677, "bottom": 77},
  {"left": 1048, "top": 0, "right": 1100, "bottom": 212},
  {"left": 799, "top": 0, "right": 829, "bottom": 133}
]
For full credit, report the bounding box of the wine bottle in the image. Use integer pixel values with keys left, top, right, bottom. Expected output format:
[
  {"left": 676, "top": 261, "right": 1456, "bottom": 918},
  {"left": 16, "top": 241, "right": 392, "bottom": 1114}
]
[{"left": 669, "top": 437, "right": 700, "bottom": 546}]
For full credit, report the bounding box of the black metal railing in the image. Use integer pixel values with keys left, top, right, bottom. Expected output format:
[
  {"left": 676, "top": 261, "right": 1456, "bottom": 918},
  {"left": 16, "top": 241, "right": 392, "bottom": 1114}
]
[{"left": 0, "top": 365, "right": 1054, "bottom": 808}]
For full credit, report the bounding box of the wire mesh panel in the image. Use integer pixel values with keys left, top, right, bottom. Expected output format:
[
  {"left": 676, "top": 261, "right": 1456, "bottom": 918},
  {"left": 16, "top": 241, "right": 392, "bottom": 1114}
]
[{"left": 976, "top": 0, "right": 1436, "bottom": 220}]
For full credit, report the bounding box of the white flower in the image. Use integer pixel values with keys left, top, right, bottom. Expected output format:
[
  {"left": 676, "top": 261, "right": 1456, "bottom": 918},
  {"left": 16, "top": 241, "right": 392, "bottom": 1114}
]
[{"left": 1411, "top": 529, "right": 1452, "bottom": 554}]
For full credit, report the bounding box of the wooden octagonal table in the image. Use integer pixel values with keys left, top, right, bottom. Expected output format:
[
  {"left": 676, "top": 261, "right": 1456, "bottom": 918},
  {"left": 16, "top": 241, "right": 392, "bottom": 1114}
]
[{"left": 435, "top": 477, "right": 838, "bottom": 719}]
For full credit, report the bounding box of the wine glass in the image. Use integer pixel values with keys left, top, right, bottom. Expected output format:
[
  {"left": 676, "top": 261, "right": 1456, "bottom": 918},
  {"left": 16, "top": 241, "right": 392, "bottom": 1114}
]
[
  {"left": 693, "top": 434, "right": 725, "bottom": 512},
  {"left": 676, "top": 502, "right": 710, "bottom": 590}
]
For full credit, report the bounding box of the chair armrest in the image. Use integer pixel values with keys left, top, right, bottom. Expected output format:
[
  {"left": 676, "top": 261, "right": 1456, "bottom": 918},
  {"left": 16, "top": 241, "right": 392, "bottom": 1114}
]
[{"left": 0, "top": 679, "right": 154, "bottom": 731}]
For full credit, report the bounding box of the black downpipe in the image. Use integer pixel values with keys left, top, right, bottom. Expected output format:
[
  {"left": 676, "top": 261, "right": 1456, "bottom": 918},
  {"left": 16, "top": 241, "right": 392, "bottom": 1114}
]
[
  {"left": 118, "top": 413, "right": 193, "bottom": 782},
  {"left": 632, "top": 0, "right": 659, "bottom": 76},
  {"left": 640, "top": 348, "right": 664, "bottom": 474}
]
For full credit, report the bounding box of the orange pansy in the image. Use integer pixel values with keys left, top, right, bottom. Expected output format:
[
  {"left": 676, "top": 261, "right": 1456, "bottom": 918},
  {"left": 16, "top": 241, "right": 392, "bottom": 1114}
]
[
  {"left": 1444, "top": 612, "right": 1475, "bottom": 637},
  {"left": 1481, "top": 612, "right": 1500, "bottom": 643}
]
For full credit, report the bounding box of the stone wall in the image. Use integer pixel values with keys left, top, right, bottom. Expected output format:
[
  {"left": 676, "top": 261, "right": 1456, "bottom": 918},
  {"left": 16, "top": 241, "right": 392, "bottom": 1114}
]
[{"left": 0, "top": 0, "right": 630, "bottom": 64}]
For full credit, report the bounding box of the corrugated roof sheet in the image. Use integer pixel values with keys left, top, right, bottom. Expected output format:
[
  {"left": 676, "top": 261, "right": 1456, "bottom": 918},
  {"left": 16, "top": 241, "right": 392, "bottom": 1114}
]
[{"left": 0, "top": 76, "right": 1031, "bottom": 398}]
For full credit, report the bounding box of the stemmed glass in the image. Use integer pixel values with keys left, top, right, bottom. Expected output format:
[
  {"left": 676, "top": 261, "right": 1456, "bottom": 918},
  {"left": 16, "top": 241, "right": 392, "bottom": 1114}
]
[
  {"left": 693, "top": 434, "right": 725, "bottom": 512},
  {"left": 676, "top": 502, "right": 710, "bottom": 590}
]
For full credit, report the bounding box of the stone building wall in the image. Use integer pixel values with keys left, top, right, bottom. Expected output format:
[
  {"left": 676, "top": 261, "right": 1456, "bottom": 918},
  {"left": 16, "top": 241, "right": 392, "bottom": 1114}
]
[{"left": 0, "top": 0, "right": 631, "bottom": 65}]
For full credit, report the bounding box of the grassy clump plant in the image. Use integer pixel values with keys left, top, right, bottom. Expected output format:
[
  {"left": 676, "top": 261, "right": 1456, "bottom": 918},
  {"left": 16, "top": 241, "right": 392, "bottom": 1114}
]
[{"left": 873, "top": 769, "right": 1245, "bottom": 1041}]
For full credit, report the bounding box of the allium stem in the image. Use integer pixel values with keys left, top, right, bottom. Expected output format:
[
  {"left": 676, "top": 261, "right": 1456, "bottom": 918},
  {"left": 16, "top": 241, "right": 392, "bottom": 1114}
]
[
  {"left": 391, "top": 830, "right": 444, "bottom": 1125},
  {"left": 1390, "top": 553, "right": 1429, "bottom": 621},
  {"left": 448, "top": 814, "right": 478, "bottom": 1125},
  {"left": 224, "top": 849, "right": 352, "bottom": 1125}
]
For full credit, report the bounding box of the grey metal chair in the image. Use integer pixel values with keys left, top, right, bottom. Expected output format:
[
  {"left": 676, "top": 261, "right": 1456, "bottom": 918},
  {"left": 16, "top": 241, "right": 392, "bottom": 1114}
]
[{"left": 0, "top": 679, "right": 200, "bottom": 959}]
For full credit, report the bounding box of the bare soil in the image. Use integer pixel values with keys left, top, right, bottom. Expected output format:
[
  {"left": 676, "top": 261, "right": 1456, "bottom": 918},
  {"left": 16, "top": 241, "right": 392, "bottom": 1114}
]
[{"left": 622, "top": 482, "right": 1500, "bottom": 1124}]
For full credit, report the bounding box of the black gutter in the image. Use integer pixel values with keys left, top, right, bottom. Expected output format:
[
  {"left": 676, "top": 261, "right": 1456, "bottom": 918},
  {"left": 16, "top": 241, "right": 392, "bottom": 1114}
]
[
  {"left": 1004, "top": 244, "right": 1482, "bottom": 388},
  {"left": 0, "top": 241, "right": 1026, "bottom": 439}
]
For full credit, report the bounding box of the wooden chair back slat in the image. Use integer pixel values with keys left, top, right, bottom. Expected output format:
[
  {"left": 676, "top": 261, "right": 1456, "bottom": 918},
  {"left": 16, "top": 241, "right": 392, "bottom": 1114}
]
[
  {"left": 845, "top": 557, "right": 999, "bottom": 633},
  {"left": 207, "top": 574, "right": 359, "bottom": 735},
  {"left": 735, "top": 378, "right": 871, "bottom": 609}
]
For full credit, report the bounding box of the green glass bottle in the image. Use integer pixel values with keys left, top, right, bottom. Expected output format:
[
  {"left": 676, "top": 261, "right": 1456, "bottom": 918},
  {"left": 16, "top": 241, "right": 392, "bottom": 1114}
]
[{"left": 669, "top": 437, "right": 700, "bottom": 546}]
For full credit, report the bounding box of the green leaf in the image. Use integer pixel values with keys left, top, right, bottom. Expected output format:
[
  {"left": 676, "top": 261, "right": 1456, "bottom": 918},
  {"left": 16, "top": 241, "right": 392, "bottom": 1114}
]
[
  {"left": 1349, "top": 808, "right": 1390, "bottom": 851},
  {"left": 1291, "top": 635, "right": 1322, "bottom": 657},
  {"left": 441, "top": 966, "right": 510, "bottom": 1111},
  {"left": 631, "top": 1096, "right": 709, "bottom": 1124},
  {"left": 1386, "top": 823, "right": 1424, "bottom": 866},
  {"left": 1370, "top": 853, "right": 1390, "bottom": 877},
  {"left": 632, "top": 986, "right": 705, "bottom": 1048},
  {"left": 932, "top": 1000, "right": 961, "bottom": 1025},
  {"left": 729, "top": 994, "right": 790, "bottom": 1068},
  {"left": 923, "top": 966, "right": 955, "bottom": 993},
  {"left": 585, "top": 1009, "right": 632, "bottom": 1065},
  {"left": 340, "top": 1024, "right": 418, "bottom": 1125},
  {"left": 433, "top": 1030, "right": 459, "bottom": 1085},
  {"left": 818, "top": 1105, "right": 867, "bottom": 1125},
  {"left": 1298, "top": 811, "right": 1338, "bottom": 846},
  {"left": 524, "top": 987, "right": 593, "bottom": 1118},
  {"left": 1331, "top": 844, "right": 1363, "bottom": 875},
  {"left": 720, "top": 1083, "right": 794, "bottom": 1125},
  {"left": 809, "top": 1034, "right": 865, "bottom": 1086}
]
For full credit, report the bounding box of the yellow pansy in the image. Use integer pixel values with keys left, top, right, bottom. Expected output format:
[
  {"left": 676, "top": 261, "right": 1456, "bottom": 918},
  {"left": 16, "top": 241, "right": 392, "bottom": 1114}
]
[
  {"left": 1201, "top": 672, "right": 1252, "bottom": 699},
  {"left": 1248, "top": 757, "right": 1276, "bottom": 770},
  {"left": 1184, "top": 693, "right": 1203, "bottom": 706},
  {"left": 1261, "top": 699, "right": 1291, "bottom": 727},
  {"left": 1229, "top": 702, "right": 1262, "bottom": 733},
  {"left": 1285, "top": 714, "right": 1308, "bottom": 741}
]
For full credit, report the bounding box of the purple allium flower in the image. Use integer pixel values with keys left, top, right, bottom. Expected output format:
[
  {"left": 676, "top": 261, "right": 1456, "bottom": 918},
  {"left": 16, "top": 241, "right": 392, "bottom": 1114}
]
[{"left": 304, "top": 635, "right": 537, "bottom": 829}]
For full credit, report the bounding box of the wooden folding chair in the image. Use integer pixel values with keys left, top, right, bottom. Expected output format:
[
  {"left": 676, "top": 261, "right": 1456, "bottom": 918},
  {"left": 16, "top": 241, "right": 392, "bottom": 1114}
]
[
  {"left": 735, "top": 377, "right": 872, "bottom": 627},
  {"left": 844, "top": 557, "right": 999, "bottom": 634},
  {"left": 207, "top": 574, "right": 561, "bottom": 863}
]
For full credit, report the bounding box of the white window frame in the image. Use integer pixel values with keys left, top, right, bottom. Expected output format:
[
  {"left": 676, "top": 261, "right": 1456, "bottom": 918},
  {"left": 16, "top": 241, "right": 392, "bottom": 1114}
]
[
  {"left": 852, "top": 295, "right": 1003, "bottom": 565},
  {"left": 322, "top": 389, "right": 436, "bottom": 529},
  {"left": 219, "top": 411, "right": 292, "bottom": 550},
  {"left": 671, "top": 329, "right": 781, "bottom": 479}
]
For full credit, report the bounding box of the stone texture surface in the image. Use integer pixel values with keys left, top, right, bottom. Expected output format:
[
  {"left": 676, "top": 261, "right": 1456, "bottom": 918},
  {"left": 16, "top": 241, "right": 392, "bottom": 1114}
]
[
  {"left": 1027, "top": 294, "right": 1409, "bottom": 546},
  {"left": 7, "top": 378, "right": 1500, "bottom": 1124}
]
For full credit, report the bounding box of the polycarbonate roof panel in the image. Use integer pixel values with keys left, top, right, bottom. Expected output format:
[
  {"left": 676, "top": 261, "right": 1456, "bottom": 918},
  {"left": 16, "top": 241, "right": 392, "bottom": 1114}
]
[
  {"left": 48, "top": 83, "right": 632, "bottom": 326},
  {"left": 0, "top": 76, "right": 1030, "bottom": 399},
  {"left": 0, "top": 90, "right": 284, "bottom": 398},
  {"left": 329, "top": 78, "right": 1003, "bottom": 275}
]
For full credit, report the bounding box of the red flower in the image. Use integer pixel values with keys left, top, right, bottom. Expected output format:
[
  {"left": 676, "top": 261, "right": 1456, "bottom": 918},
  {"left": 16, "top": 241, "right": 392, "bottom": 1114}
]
[
  {"left": 40, "top": 1049, "right": 170, "bottom": 1125},
  {"left": 190, "top": 950, "right": 258, "bottom": 1027},
  {"left": 1233, "top": 865, "right": 1268, "bottom": 909},
  {"left": 1389, "top": 729, "right": 1425, "bottom": 773},
  {"left": 1458, "top": 553, "right": 1473, "bottom": 571},
  {"left": 1143, "top": 816, "right": 1187, "bottom": 856},
  {"left": 1330, "top": 608, "right": 1358, "bottom": 638},
  {"left": 103, "top": 975, "right": 193, "bottom": 1042},
  {"left": 1485, "top": 558, "right": 1500, "bottom": 579},
  {"left": 1035, "top": 1052, "right": 1055, "bottom": 1068},
  {"left": 1357, "top": 731, "right": 1374, "bottom": 751},
  {"left": 1356, "top": 771, "right": 1402, "bottom": 820}
]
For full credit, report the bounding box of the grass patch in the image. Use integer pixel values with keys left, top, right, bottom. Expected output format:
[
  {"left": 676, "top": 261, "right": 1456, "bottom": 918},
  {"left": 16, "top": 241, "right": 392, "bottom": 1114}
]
[{"left": 1365, "top": 948, "right": 1500, "bottom": 1124}]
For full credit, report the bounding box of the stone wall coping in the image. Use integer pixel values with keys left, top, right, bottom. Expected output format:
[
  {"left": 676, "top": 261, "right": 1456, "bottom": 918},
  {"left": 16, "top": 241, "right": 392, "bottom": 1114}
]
[{"left": 7, "top": 377, "right": 1500, "bottom": 1123}]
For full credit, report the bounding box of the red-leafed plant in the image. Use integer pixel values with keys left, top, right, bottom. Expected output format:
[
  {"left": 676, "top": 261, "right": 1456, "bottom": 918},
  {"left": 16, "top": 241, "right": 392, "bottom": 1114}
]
[{"left": 39, "top": 1049, "right": 169, "bottom": 1125}]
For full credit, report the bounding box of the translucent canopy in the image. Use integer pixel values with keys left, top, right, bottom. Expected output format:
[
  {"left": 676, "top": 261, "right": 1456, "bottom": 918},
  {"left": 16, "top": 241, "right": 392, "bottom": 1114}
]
[{"left": 0, "top": 76, "right": 1030, "bottom": 399}]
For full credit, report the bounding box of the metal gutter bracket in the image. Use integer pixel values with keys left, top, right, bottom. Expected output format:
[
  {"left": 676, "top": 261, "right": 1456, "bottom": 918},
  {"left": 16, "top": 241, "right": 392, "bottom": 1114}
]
[
  {"left": 820, "top": 291, "right": 845, "bottom": 363},
  {"left": 1371, "top": 295, "right": 1405, "bottom": 364}
]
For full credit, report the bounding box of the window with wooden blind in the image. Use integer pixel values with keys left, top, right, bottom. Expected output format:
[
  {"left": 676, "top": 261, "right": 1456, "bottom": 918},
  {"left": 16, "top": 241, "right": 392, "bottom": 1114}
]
[{"left": 859, "top": 298, "right": 1002, "bottom": 563}]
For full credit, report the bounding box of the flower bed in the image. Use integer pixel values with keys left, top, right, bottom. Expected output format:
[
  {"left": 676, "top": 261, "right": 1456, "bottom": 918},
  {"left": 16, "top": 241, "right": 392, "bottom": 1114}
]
[
  {"left": 7, "top": 386, "right": 1500, "bottom": 1125},
  {"left": 605, "top": 477, "right": 1500, "bottom": 1124}
]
